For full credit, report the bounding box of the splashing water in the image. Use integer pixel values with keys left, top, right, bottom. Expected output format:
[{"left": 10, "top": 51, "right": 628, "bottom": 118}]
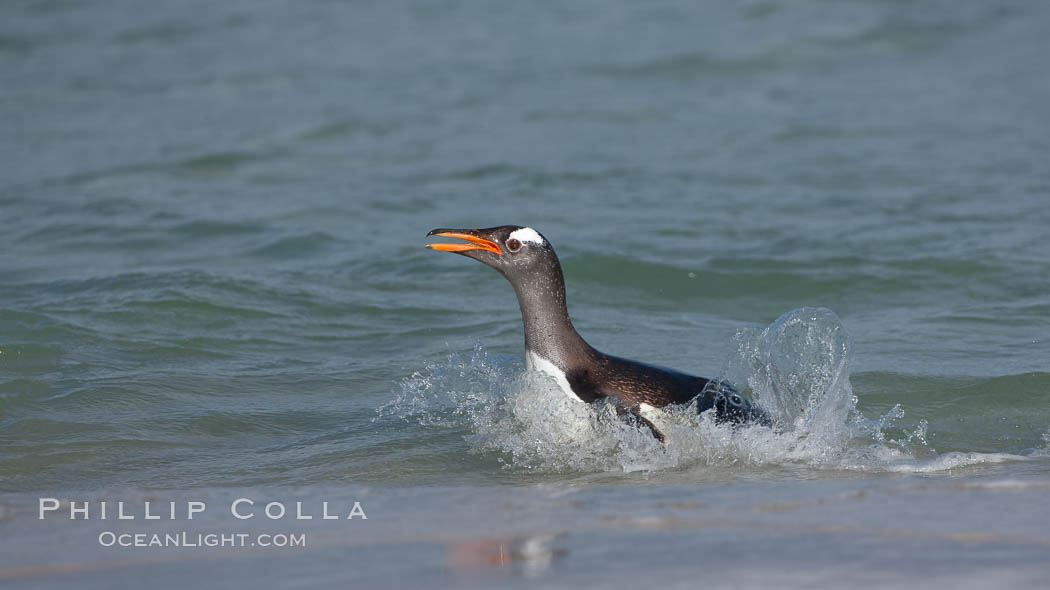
[
  {"left": 720, "top": 307, "right": 858, "bottom": 463},
  {"left": 377, "top": 343, "right": 667, "bottom": 472},
  {"left": 379, "top": 308, "right": 1029, "bottom": 474}
]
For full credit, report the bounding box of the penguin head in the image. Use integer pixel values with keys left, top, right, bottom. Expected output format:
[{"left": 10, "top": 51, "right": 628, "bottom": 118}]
[
  {"left": 705, "top": 381, "right": 774, "bottom": 427},
  {"left": 426, "top": 225, "right": 561, "bottom": 284}
]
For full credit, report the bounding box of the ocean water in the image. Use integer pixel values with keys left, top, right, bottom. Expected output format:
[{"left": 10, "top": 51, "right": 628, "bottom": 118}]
[{"left": 1, "top": 0, "right": 1049, "bottom": 587}]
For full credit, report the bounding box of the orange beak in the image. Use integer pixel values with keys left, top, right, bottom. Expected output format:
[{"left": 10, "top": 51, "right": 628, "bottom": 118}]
[{"left": 426, "top": 231, "right": 502, "bottom": 256}]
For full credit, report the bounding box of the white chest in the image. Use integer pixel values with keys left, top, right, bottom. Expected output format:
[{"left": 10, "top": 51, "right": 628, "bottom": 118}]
[{"left": 525, "top": 352, "right": 583, "bottom": 404}]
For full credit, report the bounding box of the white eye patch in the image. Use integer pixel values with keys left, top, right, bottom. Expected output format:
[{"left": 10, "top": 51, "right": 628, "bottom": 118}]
[{"left": 509, "top": 227, "right": 544, "bottom": 245}]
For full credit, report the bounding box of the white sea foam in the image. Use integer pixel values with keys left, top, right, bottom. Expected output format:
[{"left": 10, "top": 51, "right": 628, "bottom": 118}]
[{"left": 379, "top": 308, "right": 1030, "bottom": 475}]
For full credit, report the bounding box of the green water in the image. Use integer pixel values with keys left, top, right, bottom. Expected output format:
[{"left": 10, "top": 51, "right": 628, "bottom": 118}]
[
  {"left": 1, "top": 0, "right": 1049, "bottom": 586},
  {"left": 2, "top": 0, "right": 1049, "bottom": 491}
]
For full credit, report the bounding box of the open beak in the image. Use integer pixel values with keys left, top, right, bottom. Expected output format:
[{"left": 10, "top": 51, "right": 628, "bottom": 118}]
[{"left": 426, "top": 228, "right": 502, "bottom": 256}]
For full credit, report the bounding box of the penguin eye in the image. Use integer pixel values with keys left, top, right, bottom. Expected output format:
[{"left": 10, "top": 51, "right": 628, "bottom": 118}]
[
  {"left": 730, "top": 394, "right": 743, "bottom": 407},
  {"left": 506, "top": 238, "right": 522, "bottom": 252}
]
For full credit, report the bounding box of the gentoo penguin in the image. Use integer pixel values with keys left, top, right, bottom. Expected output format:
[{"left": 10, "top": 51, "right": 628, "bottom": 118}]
[{"left": 426, "top": 225, "right": 771, "bottom": 443}]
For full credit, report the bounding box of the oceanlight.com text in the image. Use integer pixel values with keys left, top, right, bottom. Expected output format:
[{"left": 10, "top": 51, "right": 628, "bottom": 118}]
[{"left": 97, "top": 531, "right": 306, "bottom": 549}]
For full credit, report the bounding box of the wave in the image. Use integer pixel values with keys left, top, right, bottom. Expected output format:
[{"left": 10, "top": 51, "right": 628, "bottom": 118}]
[{"left": 379, "top": 308, "right": 1043, "bottom": 475}]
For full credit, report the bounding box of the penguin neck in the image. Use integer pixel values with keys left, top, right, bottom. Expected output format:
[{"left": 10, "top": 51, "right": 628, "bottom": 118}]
[{"left": 509, "top": 260, "right": 592, "bottom": 370}]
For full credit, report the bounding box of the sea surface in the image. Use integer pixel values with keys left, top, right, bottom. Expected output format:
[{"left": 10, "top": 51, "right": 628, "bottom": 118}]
[{"left": 1, "top": 0, "right": 1049, "bottom": 587}]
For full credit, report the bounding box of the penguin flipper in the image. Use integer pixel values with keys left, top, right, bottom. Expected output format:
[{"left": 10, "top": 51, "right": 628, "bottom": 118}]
[{"left": 616, "top": 404, "right": 667, "bottom": 446}]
